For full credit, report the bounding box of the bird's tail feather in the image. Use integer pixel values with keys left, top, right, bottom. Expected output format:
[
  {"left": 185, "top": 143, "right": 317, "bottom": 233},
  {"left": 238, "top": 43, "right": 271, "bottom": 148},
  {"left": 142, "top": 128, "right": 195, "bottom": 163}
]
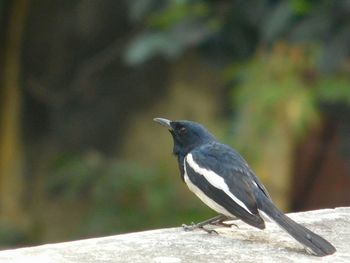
[{"left": 257, "top": 194, "right": 336, "bottom": 257}]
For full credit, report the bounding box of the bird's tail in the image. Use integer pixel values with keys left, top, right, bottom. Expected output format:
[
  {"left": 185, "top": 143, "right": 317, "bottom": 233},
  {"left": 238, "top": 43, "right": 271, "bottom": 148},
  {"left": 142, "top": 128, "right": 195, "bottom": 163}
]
[{"left": 256, "top": 193, "right": 336, "bottom": 257}]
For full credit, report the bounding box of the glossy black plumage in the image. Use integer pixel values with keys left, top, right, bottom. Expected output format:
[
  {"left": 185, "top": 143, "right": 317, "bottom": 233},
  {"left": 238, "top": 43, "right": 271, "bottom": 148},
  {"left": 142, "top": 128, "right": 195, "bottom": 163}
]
[
  {"left": 186, "top": 142, "right": 266, "bottom": 229},
  {"left": 154, "top": 118, "right": 336, "bottom": 257}
]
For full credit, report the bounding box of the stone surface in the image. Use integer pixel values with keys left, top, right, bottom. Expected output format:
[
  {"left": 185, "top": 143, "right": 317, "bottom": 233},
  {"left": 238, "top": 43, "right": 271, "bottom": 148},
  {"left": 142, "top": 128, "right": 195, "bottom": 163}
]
[{"left": 0, "top": 207, "right": 349, "bottom": 263}]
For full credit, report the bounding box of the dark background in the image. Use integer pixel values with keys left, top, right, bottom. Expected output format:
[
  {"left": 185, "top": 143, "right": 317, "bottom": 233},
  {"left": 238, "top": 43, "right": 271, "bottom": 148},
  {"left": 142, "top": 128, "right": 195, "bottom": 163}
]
[{"left": 1, "top": 0, "right": 350, "bottom": 248}]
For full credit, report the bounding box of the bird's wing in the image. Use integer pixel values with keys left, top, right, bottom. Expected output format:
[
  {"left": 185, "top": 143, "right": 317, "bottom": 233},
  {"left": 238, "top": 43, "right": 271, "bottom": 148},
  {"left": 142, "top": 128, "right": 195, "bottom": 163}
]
[{"left": 184, "top": 142, "right": 265, "bottom": 229}]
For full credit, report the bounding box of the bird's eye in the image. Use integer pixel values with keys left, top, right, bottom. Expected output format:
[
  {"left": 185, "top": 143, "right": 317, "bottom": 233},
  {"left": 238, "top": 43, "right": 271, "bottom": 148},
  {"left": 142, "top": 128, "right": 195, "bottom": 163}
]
[{"left": 179, "top": 127, "right": 186, "bottom": 134}]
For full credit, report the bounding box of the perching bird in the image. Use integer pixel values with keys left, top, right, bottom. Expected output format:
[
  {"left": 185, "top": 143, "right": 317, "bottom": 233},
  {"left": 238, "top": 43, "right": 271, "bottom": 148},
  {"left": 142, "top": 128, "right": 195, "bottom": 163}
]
[{"left": 154, "top": 118, "right": 336, "bottom": 257}]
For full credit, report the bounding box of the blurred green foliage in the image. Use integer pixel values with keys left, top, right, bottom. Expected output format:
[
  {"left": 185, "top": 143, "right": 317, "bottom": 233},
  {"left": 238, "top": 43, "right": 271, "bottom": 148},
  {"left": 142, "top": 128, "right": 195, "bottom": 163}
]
[
  {"left": 126, "top": 0, "right": 350, "bottom": 156},
  {"left": 125, "top": 0, "right": 219, "bottom": 64},
  {"left": 225, "top": 44, "right": 320, "bottom": 161},
  {"left": 126, "top": 0, "right": 350, "bottom": 71},
  {"left": 47, "top": 151, "right": 213, "bottom": 237}
]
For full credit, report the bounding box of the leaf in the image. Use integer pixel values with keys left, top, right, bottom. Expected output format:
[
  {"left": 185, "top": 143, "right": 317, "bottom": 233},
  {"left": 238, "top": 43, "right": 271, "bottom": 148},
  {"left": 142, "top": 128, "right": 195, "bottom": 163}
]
[
  {"left": 261, "top": 1, "right": 294, "bottom": 42},
  {"left": 124, "top": 32, "right": 182, "bottom": 65},
  {"left": 127, "top": 0, "right": 159, "bottom": 22},
  {"left": 317, "top": 76, "right": 350, "bottom": 104}
]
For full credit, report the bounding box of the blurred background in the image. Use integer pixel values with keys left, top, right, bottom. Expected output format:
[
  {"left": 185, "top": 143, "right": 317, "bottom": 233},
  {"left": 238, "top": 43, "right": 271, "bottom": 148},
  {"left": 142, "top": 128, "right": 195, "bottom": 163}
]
[{"left": 1, "top": 0, "right": 350, "bottom": 249}]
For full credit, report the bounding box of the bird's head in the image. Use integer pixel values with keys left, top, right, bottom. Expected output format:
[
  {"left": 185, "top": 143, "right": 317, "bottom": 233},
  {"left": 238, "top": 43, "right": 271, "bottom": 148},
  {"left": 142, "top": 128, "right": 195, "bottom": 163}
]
[{"left": 154, "top": 118, "right": 216, "bottom": 157}]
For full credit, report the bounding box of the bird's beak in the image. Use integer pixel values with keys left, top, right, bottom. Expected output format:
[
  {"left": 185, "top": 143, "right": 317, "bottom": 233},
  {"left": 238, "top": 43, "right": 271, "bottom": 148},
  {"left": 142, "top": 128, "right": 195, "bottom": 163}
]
[{"left": 153, "top": 117, "right": 172, "bottom": 130}]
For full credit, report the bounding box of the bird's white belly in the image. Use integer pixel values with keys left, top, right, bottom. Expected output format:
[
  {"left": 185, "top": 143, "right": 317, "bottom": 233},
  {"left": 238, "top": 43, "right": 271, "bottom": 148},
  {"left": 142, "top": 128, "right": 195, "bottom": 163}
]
[{"left": 184, "top": 169, "right": 233, "bottom": 218}]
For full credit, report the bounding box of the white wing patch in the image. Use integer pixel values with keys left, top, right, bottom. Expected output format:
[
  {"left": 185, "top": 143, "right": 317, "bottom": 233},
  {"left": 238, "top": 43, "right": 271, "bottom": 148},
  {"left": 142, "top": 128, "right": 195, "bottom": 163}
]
[
  {"left": 183, "top": 161, "right": 233, "bottom": 217},
  {"left": 186, "top": 153, "right": 253, "bottom": 215}
]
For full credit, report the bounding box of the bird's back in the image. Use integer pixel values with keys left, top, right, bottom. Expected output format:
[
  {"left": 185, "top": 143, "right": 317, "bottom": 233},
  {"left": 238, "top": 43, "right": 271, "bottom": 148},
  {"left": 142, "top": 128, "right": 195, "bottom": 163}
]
[{"left": 191, "top": 142, "right": 271, "bottom": 200}]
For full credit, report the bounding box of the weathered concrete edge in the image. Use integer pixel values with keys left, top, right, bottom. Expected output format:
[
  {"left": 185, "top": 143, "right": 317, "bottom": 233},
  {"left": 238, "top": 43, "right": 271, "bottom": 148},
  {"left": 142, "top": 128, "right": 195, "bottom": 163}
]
[{"left": 0, "top": 207, "right": 348, "bottom": 263}]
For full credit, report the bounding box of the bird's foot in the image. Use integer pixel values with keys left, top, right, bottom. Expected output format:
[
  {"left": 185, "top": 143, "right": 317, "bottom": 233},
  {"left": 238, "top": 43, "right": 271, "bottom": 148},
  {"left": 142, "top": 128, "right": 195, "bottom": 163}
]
[
  {"left": 182, "top": 223, "right": 218, "bottom": 234},
  {"left": 181, "top": 215, "right": 226, "bottom": 234},
  {"left": 212, "top": 219, "right": 239, "bottom": 228}
]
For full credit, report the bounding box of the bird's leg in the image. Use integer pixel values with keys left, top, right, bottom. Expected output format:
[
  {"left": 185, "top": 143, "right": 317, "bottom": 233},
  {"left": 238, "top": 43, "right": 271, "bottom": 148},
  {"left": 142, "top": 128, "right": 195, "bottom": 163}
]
[
  {"left": 182, "top": 214, "right": 226, "bottom": 234},
  {"left": 212, "top": 216, "right": 239, "bottom": 228}
]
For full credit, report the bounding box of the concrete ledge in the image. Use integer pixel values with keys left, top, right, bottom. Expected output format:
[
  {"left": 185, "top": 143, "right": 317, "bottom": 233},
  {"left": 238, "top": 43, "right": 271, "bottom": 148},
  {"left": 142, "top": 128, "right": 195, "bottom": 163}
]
[{"left": 0, "top": 207, "right": 349, "bottom": 262}]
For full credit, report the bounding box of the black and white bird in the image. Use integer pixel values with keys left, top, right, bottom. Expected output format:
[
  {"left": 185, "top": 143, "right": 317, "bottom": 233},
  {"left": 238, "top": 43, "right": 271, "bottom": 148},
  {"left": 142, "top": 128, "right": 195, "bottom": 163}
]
[{"left": 154, "top": 117, "right": 336, "bottom": 257}]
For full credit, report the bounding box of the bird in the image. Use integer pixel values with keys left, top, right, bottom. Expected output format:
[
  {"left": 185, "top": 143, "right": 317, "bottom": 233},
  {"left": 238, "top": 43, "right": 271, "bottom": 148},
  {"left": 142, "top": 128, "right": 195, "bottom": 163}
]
[{"left": 153, "top": 117, "right": 336, "bottom": 257}]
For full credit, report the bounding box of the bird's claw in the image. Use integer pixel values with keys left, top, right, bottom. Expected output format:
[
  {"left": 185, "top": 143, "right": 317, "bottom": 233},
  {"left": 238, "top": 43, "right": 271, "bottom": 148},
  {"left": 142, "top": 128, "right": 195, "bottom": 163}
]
[
  {"left": 182, "top": 223, "right": 218, "bottom": 234},
  {"left": 212, "top": 221, "right": 239, "bottom": 228},
  {"left": 181, "top": 223, "right": 195, "bottom": 231},
  {"left": 203, "top": 228, "right": 218, "bottom": 234}
]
